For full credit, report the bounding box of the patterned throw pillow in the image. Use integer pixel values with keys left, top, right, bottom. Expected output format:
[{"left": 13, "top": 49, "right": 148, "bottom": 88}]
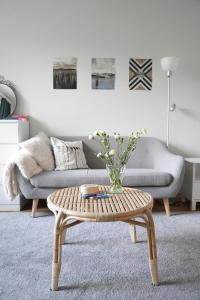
[{"left": 50, "top": 137, "right": 88, "bottom": 170}]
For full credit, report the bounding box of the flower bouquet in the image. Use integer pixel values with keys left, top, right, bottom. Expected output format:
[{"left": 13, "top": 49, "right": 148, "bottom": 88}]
[{"left": 89, "top": 129, "right": 146, "bottom": 194}]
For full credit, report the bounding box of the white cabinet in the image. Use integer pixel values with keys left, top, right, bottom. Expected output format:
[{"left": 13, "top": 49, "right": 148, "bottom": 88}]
[
  {"left": 0, "top": 120, "right": 29, "bottom": 211},
  {"left": 182, "top": 158, "right": 200, "bottom": 210}
]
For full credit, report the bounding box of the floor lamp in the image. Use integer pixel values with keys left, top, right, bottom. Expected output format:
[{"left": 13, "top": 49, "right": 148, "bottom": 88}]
[{"left": 160, "top": 56, "right": 179, "bottom": 148}]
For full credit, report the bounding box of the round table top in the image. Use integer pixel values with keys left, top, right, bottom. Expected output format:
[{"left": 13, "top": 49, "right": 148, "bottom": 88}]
[{"left": 47, "top": 186, "right": 153, "bottom": 221}]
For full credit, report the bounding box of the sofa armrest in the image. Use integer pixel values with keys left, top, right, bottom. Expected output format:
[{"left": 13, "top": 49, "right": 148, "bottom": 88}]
[
  {"left": 154, "top": 150, "right": 184, "bottom": 177},
  {"left": 153, "top": 149, "right": 185, "bottom": 195}
]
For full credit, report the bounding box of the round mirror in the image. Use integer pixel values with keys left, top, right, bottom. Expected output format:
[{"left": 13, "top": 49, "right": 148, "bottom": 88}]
[{"left": 0, "top": 83, "right": 16, "bottom": 119}]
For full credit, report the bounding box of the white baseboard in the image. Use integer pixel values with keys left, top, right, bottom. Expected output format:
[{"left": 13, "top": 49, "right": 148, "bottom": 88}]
[
  {"left": 0, "top": 204, "right": 22, "bottom": 212},
  {"left": 0, "top": 190, "right": 29, "bottom": 211}
]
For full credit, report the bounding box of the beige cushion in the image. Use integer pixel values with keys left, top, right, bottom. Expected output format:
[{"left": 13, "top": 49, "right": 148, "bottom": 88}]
[
  {"left": 51, "top": 137, "right": 88, "bottom": 170},
  {"left": 16, "top": 149, "right": 42, "bottom": 179},
  {"left": 20, "top": 132, "right": 55, "bottom": 171}
]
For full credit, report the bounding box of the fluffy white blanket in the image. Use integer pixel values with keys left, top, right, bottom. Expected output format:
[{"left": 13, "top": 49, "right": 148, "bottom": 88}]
[
  {"left": 3, "top": 132, "right": 55, "bottom": 201},
  {"left": 3, "top": 150, "right": 42, "bottom": 200}
]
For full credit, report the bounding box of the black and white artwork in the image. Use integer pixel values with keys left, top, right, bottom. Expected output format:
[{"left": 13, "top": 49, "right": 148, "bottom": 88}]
[
  {"left": 53, "top": 58, "right": 77, "bottom": 89},
  {"left": 129, "top": 58, "right": 152, "bottom": 90},
  {"left": 91, "top": 58, "right": 115, "bottom": 90}
]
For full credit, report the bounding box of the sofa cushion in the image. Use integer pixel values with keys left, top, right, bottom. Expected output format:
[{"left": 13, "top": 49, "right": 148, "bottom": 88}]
[
  {"left": 30, "top": 168, "right": 172, "bottom": 188},
  {"left": 123, "top": 169, "right": 172, "bottom": 187},
  {"left": 20, "top": 132, "right": 55, "bottom": 171},
  {"left": 50, "top": 137, "right": 88, "bottom": 170}
]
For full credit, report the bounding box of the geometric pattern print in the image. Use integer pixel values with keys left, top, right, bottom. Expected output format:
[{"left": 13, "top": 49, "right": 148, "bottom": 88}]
[{"left": 129, "top": 58, "right": 152, "bottom": 90}]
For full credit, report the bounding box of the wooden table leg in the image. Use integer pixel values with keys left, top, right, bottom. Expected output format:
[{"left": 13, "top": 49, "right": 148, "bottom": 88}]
[
  {"left": 145, "top": 209, "right": 159, "bottom": 286},
  {"left": 51, "top": 211, "right": 64, "bottom": 291},
  {"left": 129, "top": 221, "right": 137, "bottom": 243},
  {"left": 61, "top": 228, "right": 67, "bottom": 245}
]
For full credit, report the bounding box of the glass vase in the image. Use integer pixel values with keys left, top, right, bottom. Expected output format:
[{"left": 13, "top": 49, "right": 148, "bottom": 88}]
[{"left": 106, "top": 164, "right": 126, "bottom": 194}]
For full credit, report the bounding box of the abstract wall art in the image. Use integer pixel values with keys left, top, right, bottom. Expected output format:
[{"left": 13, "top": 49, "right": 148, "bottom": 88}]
[
  {"left": 53, "top": 58, "right": 77, "bottom": 89},
  {"left": 92, "top": 58, "right": 115, "bottom": 90},
  {"left": 129, "top": 58, "right": 152, "bottom": 90}
]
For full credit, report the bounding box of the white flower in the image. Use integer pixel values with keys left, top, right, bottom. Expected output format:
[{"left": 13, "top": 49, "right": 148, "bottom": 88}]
[
  {"left": 93, "top": 130, "right": 99, "bottom": 136},
  {"left": 114, "top": 133, "right": 120, "bottom": 140},
  {"left": 132, "top": 131, "right": 138, "bottom": 138},
  {"left": 141, "top": 128, "right": 147, "bottom": 135},
  {"left": 97, "top": 152, "right": 102, "bottom": 158},
  {"left": 133, "top": 128, "right": 147, "bottom": 138},
  {"left": 99, "top": 130, "right": 104, "bottom": 134},
  {"left": 109, "top": 149, "right": 115, "bottom": 156},
  {"left": 88, "top": 134, "right": 94, "bottom": 140},
  {"left": 105, "top": 153, "right": 109, "bottom": 158}
]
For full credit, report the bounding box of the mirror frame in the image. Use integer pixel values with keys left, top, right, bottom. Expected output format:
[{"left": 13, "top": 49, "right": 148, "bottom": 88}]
[{"left": 0, "top": 80, "right": 17, "bottom": 117}]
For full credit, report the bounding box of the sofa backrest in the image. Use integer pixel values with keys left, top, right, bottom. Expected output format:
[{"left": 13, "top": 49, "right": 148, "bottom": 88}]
[{"left": 56, "top": 136, "right": 167, "bottom": 169}]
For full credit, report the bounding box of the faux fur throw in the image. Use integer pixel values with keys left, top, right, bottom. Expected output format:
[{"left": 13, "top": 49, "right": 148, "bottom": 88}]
[{"left": 3, "top": 132, "right": 55, "bottom": 201}]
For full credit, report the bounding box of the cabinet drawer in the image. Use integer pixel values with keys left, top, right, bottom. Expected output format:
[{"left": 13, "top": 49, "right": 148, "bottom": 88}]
[
  {"left": 192, "top": 182, "right": 200, "bottom": 199},
  {"left": 0, "top": 123, "right": 18, "bottom": 143},
  {"left": 0, "top": 144, "right": 19, "bottom": 163},
  {"left": 0, "top": 185, "right": 20, "bottom": 206}
]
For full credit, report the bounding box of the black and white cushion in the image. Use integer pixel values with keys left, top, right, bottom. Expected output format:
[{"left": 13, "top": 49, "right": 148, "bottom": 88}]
[{"left": 50, "top": 137, "right": 88, "bottom": 170}]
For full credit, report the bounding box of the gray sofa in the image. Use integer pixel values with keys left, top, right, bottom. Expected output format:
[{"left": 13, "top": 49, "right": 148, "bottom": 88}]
[{"left": 17, "top": 136, "right": 185, "bottom": 217}]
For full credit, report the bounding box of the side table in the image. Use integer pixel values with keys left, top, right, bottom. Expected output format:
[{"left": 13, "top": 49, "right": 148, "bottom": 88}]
[{"left": 182, "top": 158, "right": 200, "bottom": 210}]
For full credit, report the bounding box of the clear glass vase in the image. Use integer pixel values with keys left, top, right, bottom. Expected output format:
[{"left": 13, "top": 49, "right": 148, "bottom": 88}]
[{"left": 106, "top": 164, "right": 126, "bottom": 194}]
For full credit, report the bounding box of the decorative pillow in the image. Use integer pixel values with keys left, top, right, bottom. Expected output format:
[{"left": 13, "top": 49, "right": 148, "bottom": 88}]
[
  {"left": 20, "top": 132, "right": 55, "bottom": 171},
  {"left": 50, "top": 137, "right": 88, "bottom": 170},
  {"left": 16, "top": 149, "right": 43, "bottom": 179}
]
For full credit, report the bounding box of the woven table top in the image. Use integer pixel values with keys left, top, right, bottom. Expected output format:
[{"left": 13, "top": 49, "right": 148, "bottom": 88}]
[{"left": 47, "top": 186, "right": 153, "bottom": 221}]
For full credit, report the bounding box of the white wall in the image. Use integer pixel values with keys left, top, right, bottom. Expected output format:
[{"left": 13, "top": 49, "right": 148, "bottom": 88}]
[{"left": 0, "top": 0, "right": 200, "bottom": 156}]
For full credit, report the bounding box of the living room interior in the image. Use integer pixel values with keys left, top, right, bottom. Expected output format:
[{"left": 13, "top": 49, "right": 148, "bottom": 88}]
[{"left": 0, "top": 0, "right": 200, "bottom": 299}]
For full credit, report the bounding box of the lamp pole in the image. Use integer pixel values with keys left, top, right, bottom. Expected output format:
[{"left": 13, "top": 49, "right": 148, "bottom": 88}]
[
  {"left": 161, "top": 56, "right": 179, "bottom": 149},
  {"left": 166, "top": 70, "right": 172, "bottom": 148}
]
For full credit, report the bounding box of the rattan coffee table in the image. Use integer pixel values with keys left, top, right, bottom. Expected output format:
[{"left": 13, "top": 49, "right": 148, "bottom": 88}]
[{"left": 47, "top": 186, "right": 159, "bottom": 291}]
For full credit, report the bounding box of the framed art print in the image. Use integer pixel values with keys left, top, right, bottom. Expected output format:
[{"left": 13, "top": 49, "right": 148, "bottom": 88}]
[
  {"left": 92, "top": 58, "right": 115, "bottom": 90},
  {"left": 129, "top": 58, "right": 152, "bottom": 90},
  {"left": 53, "top": 58, "right": 77, "bottom": 89}
]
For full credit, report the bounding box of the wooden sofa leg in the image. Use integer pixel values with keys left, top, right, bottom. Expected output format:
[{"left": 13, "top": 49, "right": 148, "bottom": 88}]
[
  {"left": 32, "top": 199, "right": 39, "bottom": 218},
  {"left": 163, "top": 198, "right": 170, "bottom": 216}
]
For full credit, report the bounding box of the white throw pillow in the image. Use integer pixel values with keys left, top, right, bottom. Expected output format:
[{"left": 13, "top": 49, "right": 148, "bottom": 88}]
[
  {"left": 50, "top": 137, "right": 88, "bottom": 170},
  {"left": 20, "top": 132, "right": 55, "bottom": 171},
  {"left": 16, "top": 149, "right": 43, "bottom": 179}
]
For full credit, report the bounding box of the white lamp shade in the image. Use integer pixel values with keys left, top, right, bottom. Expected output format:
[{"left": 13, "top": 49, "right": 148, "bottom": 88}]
[{"left": 160, "top": 56, "right": 179, "bottom": 72}]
